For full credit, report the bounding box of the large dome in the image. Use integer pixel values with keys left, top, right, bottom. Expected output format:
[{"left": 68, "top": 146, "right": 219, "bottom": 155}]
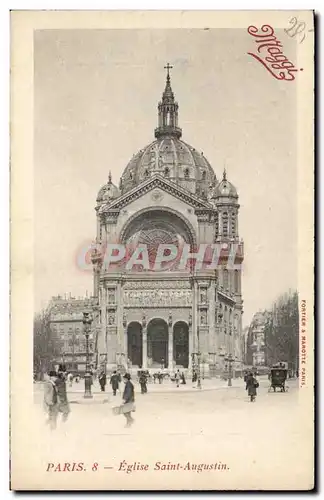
[
  {"left": 120, "top": 136, "right": 216, "bottom": 197},
  {"left": 120, "top": 65, "right": 217, "bottom": 198}
]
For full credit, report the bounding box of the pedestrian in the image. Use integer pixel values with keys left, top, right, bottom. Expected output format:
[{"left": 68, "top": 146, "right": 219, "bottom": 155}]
[
  {"left": 99, "top": 371, "right": 107, "bottom": 392},
  {"left": 110, "top": 370, "right": 119, "bottom": 396},
  {"left": 139, "top": 371, "right": 148, "bottom": 394},
  {"left": 175, "top": 369, "right": 181, "bottom": 388},
  {"left": 245, "top": 371, "right": 259, "bottom": 402},
  {"left": 55, "top": 365, "right": 70, "bottom": 423},
  {"left": 122, "top": 373, "right": 135, "bottom": 428},
  {"left": 192, "top": 370, "right": 198, "bottom": 387},
  {"left": 181, "top": 372, "right": 186, "bottom": 385},
  {"left": 43, "top": 370, "right": 59, "bottom": 430},
  {"left": 67, "top": 372, "right": 73, "bottom": 388}
]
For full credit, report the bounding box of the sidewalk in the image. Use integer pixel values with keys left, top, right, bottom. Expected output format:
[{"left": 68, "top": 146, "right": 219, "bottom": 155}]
[{"left": 66, "top": 377, "right": 247, "bottom": 403}]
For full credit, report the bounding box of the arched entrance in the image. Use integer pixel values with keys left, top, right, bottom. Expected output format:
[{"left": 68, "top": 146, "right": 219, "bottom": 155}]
[
  {"left": 173, "top": 321, "right": 189, "bottom": 368},
  {"left": 127, "top": 322, "right": 143, "bottom": 367},
  {"left": 147, "top": 318, "right": 169, "bottom": 368}
]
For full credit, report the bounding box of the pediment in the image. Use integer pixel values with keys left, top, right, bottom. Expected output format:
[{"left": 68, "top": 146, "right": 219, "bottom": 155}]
[{"left": 98, "top": 174, "right": 212, "bottom": 214}]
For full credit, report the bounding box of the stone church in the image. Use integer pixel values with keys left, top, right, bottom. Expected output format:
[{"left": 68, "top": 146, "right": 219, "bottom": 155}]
[{"left": 91, "top": 65, "right": 244, "bottom": 376}]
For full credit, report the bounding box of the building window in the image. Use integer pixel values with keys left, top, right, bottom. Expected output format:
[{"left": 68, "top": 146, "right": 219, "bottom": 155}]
[
  {"left": 215, "top": 212, "right": 219, "bottom": 238},
  {"left": 223, "top": 269, "right": 229, "bottom": 290},
  {"left": 231, "top": 213, "right": 236, "bottom": 237},
  {"left": 222, "top": 212, "right": 229, "bottom": 237},
  {"left": 234, "top": 270, "right": 239, "bottom": 293}
]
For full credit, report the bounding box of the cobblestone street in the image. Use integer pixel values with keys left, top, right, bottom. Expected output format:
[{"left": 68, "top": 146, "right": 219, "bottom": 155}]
[{"left": 25, "top": 377, "right": 312, "bottom": 490}]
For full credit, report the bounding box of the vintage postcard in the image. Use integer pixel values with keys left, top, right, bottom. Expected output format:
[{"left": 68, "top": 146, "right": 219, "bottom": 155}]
[{"left": 10, "top": 10, "right": 314, "bottom": 491}]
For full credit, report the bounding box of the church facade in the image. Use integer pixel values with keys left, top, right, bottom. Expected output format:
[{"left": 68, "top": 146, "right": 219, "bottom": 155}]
[{"left": 91, "top": 66, "right": 244, "bottom": 375}]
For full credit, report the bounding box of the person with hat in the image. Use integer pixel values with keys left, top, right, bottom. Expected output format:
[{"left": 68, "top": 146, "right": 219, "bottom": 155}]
[
  {"left": 43, "top": 370, "right": 59, "bottom": 430},
  {"left": 110, "top": 370, "right": 120, "bottom": 396},
  {"left": 245, "top": 371, "right": 259, "bottom": 402},
  {"left": 99, "top": 370, "right": 107, "bottom": 392},
  {"left": 122, "top": 373, "right": 135, "bottom": 427},
  {"left": 55, "top": 365, "right": 70, "bottom": 423}
]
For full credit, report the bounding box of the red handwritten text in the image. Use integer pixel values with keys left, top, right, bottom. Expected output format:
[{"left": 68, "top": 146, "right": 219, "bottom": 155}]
[{"left": 247, "top": 24, "right": 302, "bottom": 81}]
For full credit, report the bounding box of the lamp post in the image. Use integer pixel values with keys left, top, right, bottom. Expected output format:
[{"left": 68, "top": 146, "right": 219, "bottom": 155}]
[
  {"left": 224, "top": 353, "right": 234, "bottom": 387},
  {"left": 197, "top": 351, "right": 202, "bottom": 389},
  {"left": 192, "top": 351, "right": 202, "bottom": 389},
  {"left": 83, "top": 312, "right": 93, "bottom": 399}
]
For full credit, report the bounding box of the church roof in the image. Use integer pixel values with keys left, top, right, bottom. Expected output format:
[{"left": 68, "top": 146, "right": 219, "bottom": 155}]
[
  {"left": 120, "top": 136, "right": 216, "bottom": 196},
  {"left": 97, "top": 171, "right": 120, "bottom": 204},
  {"left": 119, "top": 64, "right": 217, "bottom": 198},
  {"left": 213, "top": 169, "right": 238, "bottom": 199}
]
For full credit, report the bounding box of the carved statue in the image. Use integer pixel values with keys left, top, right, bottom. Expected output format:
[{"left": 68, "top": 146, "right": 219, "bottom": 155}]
[
  {"left": 142, "top": 312, "right": 146, "bottom": 327},
  {"left": 168, "top": 311, "right": 173, "bottom": 327},
  {"left": 123, "top": 312, "right": 127, "bottom": 327}
]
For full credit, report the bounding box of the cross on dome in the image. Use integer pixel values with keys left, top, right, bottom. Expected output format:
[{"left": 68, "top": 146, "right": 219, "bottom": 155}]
[{"left": 164, "top": 63, "right": 173, "bottom": 80}]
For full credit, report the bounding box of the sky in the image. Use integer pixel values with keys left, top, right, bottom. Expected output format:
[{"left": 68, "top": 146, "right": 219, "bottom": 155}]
[{"left": 34, "top": 28, "right": 298, "bottom": 326}]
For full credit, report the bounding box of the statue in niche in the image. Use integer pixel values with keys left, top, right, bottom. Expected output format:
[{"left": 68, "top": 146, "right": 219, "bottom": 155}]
[
  {"left": 108, "top": 313, "right": 115, "bottom": 325},
  {"left": 123, "top": 313, "right": 127, "bottom": 327},
  {"left": 142, "top": 313, "right": 146, "bottom": 327},
  {"left": 188, "top": 312, "right": 192, "bottom": 326},
  {"left": 200, "top": 311, "right": 207, "bottom": 325},
  {"left": 200, "top": 288, "right": 207, "bottom": 304},
  {"left": 168, "top": 311, "right": 173, "bottom": 327}
]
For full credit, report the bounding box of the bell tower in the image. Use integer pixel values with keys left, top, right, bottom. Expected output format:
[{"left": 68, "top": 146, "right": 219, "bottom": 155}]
[{"left": 155, "top": 63, "right": 182, "bottom": 139}]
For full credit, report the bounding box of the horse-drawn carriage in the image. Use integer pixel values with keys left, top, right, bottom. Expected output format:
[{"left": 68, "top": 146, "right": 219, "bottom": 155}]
[{"left": 268, "top": 364, "right": 288, "bottom": 392}]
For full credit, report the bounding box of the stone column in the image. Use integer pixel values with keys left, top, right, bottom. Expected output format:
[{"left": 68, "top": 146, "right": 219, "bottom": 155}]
[
  {"left": 142, "top": 326, "right": 147, "bottom": 369},
  {"left": 192, "top": 280, "right": 198, "bottom": 354},
  {"left": 101, "top": 284, "right": 107, "bottom": 354},
  {"left": 168, "top": 324, "right": 173, "bottom": 370},
  {"left": 123, "top": 325, "right": 128, "bottom": 368},
  {"left": 188, "top": 324, "right": 193, "bottom": 369},
  {"left": 117, "top": 283, "right": 123, "bottom": 354}
]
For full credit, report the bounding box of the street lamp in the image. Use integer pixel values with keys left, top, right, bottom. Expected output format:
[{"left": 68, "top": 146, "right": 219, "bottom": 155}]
[
  {"left": 83, "top": 312, "right": 93, "bottom": 399},
  {"left": 192, "top": 351, "right": 202, "bottom": 389},
  {"left": 224, "top": 353, "right": 234, "bottom": 387},
  {"left": 197, "top": 352, "right": 202, "bottom": 389}
]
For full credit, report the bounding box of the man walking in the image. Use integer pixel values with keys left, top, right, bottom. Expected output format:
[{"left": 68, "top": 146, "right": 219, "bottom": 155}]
[
  {"left": 98, "top": 371, "right": 107, "bottom": 392},
  {"left": 43, "top": 370, "right": 59, "bottom": 430},
  {"left": 55, "top": 364, "right": 70, "bottom": 423},
  {"left": 122, "top": 373, "right": 135, "bottom": 428},
  {"left": 139, "top": 371, "right": 148, "bottom": 394},
  {"left": 245, "top": 372, "right": 259, "bottom": 402},
  {"left": 175, "top": 369, "right": 181, "bottom": 388},
  {"left": 110, "top": 370, "right": 120, "bottom": 396}
]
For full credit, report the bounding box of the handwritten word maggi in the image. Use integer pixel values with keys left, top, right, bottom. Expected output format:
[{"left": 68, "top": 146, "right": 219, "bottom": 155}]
[{"left": 247, "top": 24, "right": 302, "bottom": 81}]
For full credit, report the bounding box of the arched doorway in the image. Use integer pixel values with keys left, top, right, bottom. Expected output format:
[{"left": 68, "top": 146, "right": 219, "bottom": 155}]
[
  {"left": 127, "top": 322, "right": 143, "bottom": 367},
  {"left": 147, "top": 318, "right": 169, "bottom": 368},
  {"left": 173, "top": 321, "right": 189, "bottom": 368}
]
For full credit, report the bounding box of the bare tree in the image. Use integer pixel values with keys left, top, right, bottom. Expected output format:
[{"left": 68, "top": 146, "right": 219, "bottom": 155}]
[
  {"left": 33, "top": 309, "right": 60, "bottom": 380},
  {"left": 264, "top": 290, "right": 299, "bottom": 371}
]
